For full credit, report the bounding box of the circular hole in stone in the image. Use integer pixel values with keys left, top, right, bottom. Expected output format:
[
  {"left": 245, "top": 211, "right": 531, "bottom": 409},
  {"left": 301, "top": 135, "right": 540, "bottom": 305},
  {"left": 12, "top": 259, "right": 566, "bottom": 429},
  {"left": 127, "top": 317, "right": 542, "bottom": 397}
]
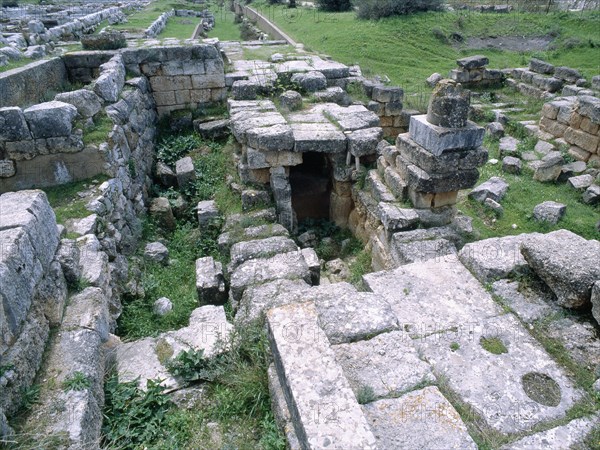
[{"left": 521, "top": 372, "right": 561, "bottom": 407}]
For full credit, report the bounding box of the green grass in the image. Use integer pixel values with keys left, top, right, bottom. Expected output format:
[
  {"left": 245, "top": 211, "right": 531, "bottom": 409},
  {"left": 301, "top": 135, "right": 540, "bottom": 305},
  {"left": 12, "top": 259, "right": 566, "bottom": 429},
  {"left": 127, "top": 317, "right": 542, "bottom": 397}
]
[
  {"left": 458, "top": 135, "right": 600, "bottom": 241},
  {"left": 43, "top": 176, "right": 109, "bottom": 225},
  {"left": 263, "top": 6, "right": 600, "bottom": 92},
  {"left": 82, "top": 113, "right": 114, "bottom": 146},
  {"left": 479, "top": 336, "right": 508, "bottom": 355}
]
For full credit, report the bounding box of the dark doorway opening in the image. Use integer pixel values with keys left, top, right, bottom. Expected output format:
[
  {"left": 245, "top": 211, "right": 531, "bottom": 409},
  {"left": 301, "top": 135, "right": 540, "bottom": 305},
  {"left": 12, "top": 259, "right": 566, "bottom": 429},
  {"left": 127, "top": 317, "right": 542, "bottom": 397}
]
[{"left": 289, "top": 152, "right": 332, "bottom": 221}]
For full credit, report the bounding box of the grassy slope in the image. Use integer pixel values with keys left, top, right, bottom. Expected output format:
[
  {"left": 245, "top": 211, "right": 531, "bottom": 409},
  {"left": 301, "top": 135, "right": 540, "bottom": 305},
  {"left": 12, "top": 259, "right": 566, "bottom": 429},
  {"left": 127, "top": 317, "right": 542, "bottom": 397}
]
[{"left": 264, "top": 6, "right": 600, "bottom": 91}]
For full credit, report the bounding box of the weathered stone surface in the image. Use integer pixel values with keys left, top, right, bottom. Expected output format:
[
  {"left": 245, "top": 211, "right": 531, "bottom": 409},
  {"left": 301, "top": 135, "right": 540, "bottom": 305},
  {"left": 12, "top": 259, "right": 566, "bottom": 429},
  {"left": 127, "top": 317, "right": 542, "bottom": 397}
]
[
  {"left": 426, "top": 72, "right": 442, "bottom": 87},
  {"left": 502, "top": 156, "right": 522, "bottom": 174},
  {"left": 458, "top": 233, "right": 541, "bottom": 283},
  {"left": 229, "top": 250, "right": 312, "bottom": 302},
  {"left": 576, "top": 95, "right": 600, "bottom": 124},
  {"left": 56, "top": 239, "right": 81, "bottom": 285},
  {"left": 533, "top": 152, "right": 564, "bottom": 182},
  {"left": 0, "top": 160, "right": 16, "bottom": 178},
  {"left": 457, "top": 54, "right": 489, "bottom": 70},
  {"left": 409, "top": 115, "right": 485, "bottom": 156},
  {"left": 554, "top": 66, "right": 582, "bottom": 83},
  {"left": 499, "top": 415, "right": 599, "bottom": 450},
  {"left": 246, "top": 124, "right": 294, "bottom": 152},
  {"left": 55, "top": 89, "right": 103, "bottom": 118},
  {"left": 291, "top": 70, "right": 327, "bottom": 92},
  {"left": 468, "top": 176, "right": 509, "bottom": 203},
  {"left": 417, "top": 313, "right": 582, "bottom": 433},
  {"left": 587, "top": 185, "right": 600, "bottom": 205},
  {"left": 194, "top": 119, "right": 230, "bottom": 140},
  {"left": 267, "top": 364, "right": 301, "bottom": 450},
  {"left": 313, "top": 86, "right": 351, "bottom": 106},
  {"left": 195, "top": 256, "right": 226, "bottom": 305},
  {"left": 66, "top": 214, "right": 98, "bottom": 237},
  {"left": 592, "top": 281, "right": 600, "bottom": 326},
  {"left": 377, "top": 202, "right": 419, "bottom": 233},
  {"left": 396, "top": 134, "right": 488, "bottom": 173},
  {"left": 499, "top": 136, "right": 520, "bottom": 157},
  {"left": 521, "top": 230, "right": 600, "bottom": 309},
  {"left": 241, "top": 189, "right": 270, "bottom": 211},
  {"left": 533, "top": 201, "right": 566, "bottom": 225},
  {"left": 529, "top": 58, "right": 555, "bottom": 75},
  {"left": 492, "top": 279, "right": 556, "bottom": 323},
  {"left": 93, "top": 56, "right": 125, "bottom": 102},
  {"left": 486, "top": 121, "right": 504, "bottom": 139},
  {"left": 291, "top": 122, "right": 347, "bottom": 153},
  {"left": 348, "top": 127, "right": 383, "bottom": 157},
  {"left": 426, "top": 79, "right": 470, "bottom": 129},
  {"left": 149, "top": 197, "right": 176, "bottom": 231},
  {"left": 197, "top": 200, "right": 219, "bottom": 226},
  {"left": 363, "top": 254, "right": 503, "bottom": 337},
  {"left": 392, "top": 238, "right": 457, "bottom": 266},
  {"left": 267, "top": 302, "right": 377, "bottom": 450},
  {"left": 0, "top": 107, "right": 32, "bottom": 141},
  {"left": 23, "top": 101, "right": 77, "bottom": 139},
  {"left": 144, "top": 242, "right": 169, "bottom": 265},
  {"left": 333, "top": 330, "right": 434, "bottom": 399},
  {"left": 568, "top": 174, "right": 594, "bottom": 190},
  {"left": 229, "top": 236, "right": 298, "bottom": 271},
  {"left": 362, "top": 387, "right": 477, "bottom": 449},
  {"left": 153, "top": 297, "right": 173, "bottom": 316},
  {"left": 396, "top": 155, "right": 480, "bottom": 194},
  {"left": 278, "top": 90, "right": 302, "bottom": 111},
  {"left": 175, "top": 156, "right": 196, "bottom": 189}
]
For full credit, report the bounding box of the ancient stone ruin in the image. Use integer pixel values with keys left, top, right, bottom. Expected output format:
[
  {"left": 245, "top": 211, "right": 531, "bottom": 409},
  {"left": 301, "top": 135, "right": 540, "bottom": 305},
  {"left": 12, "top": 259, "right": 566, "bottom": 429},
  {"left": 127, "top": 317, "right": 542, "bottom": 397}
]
[{"left": 0, "top": 2, "right": 599, "bottom": 449}]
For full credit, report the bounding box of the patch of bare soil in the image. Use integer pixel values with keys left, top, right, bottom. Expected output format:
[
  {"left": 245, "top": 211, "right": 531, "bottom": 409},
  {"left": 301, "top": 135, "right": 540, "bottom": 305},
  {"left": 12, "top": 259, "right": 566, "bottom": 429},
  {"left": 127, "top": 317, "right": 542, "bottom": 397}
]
[{"left": 458, "top": 35, "right": 554, "bottom": 52}]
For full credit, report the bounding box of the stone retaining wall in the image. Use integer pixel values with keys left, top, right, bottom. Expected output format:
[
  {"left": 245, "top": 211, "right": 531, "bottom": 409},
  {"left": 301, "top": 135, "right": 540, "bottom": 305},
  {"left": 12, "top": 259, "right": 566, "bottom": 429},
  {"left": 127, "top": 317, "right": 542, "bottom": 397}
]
[
  {"left": 539, "top": 95, "right": 600, "bottom": 164},
  {"left": 0, "top": 58, "right": 68, "bottom": 107},
  {"left": 145, "top": 9, "right": 175, "bottom": 38}
]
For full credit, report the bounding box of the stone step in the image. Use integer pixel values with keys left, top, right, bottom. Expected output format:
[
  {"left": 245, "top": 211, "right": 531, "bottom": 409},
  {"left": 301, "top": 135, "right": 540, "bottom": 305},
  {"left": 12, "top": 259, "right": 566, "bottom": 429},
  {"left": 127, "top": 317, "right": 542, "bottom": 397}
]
[
  {"left": 266, "top": 302, "right": 377, "bottom": 450},
  {"left": 218, "top": 222, "right": 289, "bottom": 252},
  {"left": 227, "top": 235, "right": 299, "bottom": 273},
  {"left": 366, "top": 169, "right": 395, "bottom": 202}
]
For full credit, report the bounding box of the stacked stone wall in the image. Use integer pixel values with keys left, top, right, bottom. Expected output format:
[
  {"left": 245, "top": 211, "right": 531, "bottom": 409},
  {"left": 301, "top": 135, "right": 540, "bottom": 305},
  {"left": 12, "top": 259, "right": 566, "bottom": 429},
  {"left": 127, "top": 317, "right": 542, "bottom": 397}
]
[{"left": 540, "top": 95, "right": 600, "bottom": 164}]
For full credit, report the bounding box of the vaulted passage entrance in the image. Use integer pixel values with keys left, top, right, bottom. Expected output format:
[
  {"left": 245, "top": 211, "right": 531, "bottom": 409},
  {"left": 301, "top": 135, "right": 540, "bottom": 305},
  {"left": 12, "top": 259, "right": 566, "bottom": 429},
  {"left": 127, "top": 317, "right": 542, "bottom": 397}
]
[{"left": 290, "top": 152, "right": 332, "bottom": 221}]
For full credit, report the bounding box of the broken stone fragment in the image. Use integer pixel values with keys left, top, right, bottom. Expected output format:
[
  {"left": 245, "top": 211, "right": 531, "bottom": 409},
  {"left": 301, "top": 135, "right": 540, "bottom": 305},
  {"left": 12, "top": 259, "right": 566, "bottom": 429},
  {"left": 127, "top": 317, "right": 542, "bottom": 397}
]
[{"left": 426, "top": 79, "right": 471, "bottom": 129}]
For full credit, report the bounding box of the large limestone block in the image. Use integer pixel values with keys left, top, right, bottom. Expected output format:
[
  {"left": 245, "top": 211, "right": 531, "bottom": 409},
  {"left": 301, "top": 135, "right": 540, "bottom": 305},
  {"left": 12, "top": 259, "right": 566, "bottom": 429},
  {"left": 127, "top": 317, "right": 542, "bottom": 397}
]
[
  {"left": 409, "top": 115, "right": 485, "bottom": 156},
  {"left": 362, "top": 386, "right": 477, "bottom": 449},
  {"left": 228, "top": 236, "right": 298, "bottom": 272},
  {"left": 416, "top": 314, "right": 583, "bottom": 433},
  {"left": 521, "top": 230, "right": 600, "bottom": 309},
  {"left": 267, "top": 302, "right": 377, "bottom": 450},
  {"left": 333, "top": 330, "right": 434, "bottom": 399},
  {"left": 458, "top": 233, "right": 541, "bottom": 283},
  {"left": 291, "top": 123, "right": 347, "bottom": 153},
  {"left": 426, "top": 79, "right": 470, "bottom": 128},
  {"left": 23, "top": 101, "right": 77, "bottom": 138}
]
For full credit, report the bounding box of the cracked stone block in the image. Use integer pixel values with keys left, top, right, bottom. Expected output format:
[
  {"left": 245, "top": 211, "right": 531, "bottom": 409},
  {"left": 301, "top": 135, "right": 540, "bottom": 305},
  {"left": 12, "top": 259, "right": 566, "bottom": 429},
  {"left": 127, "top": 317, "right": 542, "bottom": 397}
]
[
  {"left": 458, "top": 233, "right": 541, "bottom": 283},
  {"left": 491, "top": 279, "right": 556, "bottom": 323},
  {"left": 246, "top": 123, "right": 294, "bottom": 152},
  {"left": 362, "top": 386, "right": 477, "bottom": 449},
  {"left": 457, "top": 54, "right": 489, "bottom": 70},
  {"left": 55, "top": 89, "right": 103, "bottom": 118},
  {"left": 416, "top": 314, "right": 583, "bottom": 433},
  {"left": 371, "top": 85, "right": 403, "bottom": 103},
  {"left": 228, "top": 236, "right": 298, "bottom": 272},
  {"left": 363, "top": 254, "right": 503, "bottom": 337},
  {"left": 291, "top": 70, "right": 327, "bottom": 92},
  {"left": 409, "top": 115, "right": 485, "bottom": 156},
  {"left": 291, "top": 123, "right": 347, "bottom": 153},
  {"left": 348, "top": 127, "right": 383, "bottom": 157},
  {"left": 333, "top": 330, "right": 434, "bottom": 399},
  {"left": 23, "top": 101, "right": 77, "bottom": 138},
  {"left": 266, "top": 302, "right": 377, "bottom": 450},
  {"left": 396, "top": 154, "right": 480, "bottom": 193},
  {"left": 313, "top": 86, "right": 351, "bottom": 105},
  {"left": 499, "top": 136, "right": 520, "bottom": 157},
  {"left": 392, "top": 238, "right": 457, "bottom": 266},
  {"left": 533, "top": 152, "right": 564, "bottom": 182},
  {"left": 194, "top": 118, "right": 230, "bottom": 140},
  {"left": 196, "top": 256, "right": 226, "bottom": 305},
  {"left": 521, "top": 230, "right": 600, "bottom": 309},
  {"left": 229, "top": 250, "right": 313, "bottom": 302},
  {"left": 0, "top": 107, "right": 32, "bottom": 141}
]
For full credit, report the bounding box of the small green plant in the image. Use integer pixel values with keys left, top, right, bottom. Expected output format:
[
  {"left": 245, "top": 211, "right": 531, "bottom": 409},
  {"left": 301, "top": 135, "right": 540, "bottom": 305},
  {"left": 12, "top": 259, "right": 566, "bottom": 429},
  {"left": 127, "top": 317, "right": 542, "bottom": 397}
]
[
  {"left": 480, "top": 336, "right": 508, "bottom": 355},
  {"left": 356, "top": 385, "right": 376, "bottom": 404},
  {"left": 167, "top": 349, "right": 227, "bottom": 382},
  {"left": 346, "top": 80, "right": 370, "bottom": 104},
  {"left": 0, "top": 364, "right": 14, "bottom": 378},
  {"left": 68, "top": 277, "right": 91, "bottom": 293},
  {"left": 450, "top": 342, "right": 460, "bottom": 352},
  {"left": 102, "top": 376, "right": 173, "bottom": 449},
  {"left": 21, "top": 384, "right": 41, "bottom": 410},
  {"left": 403, "top": 287, "right": 410, "bottom": 295},
  {"left": 156, "top": 133, "right": 203, "bottom": 167},
  {"left": 62, "top": 371, "right": 92, "bottom": 392},
  {"left": 83, "top": 113, "right": 114, "bottom": 145},
  {"left": 349, "top": 249, "right": 372, "bottom": 287}
]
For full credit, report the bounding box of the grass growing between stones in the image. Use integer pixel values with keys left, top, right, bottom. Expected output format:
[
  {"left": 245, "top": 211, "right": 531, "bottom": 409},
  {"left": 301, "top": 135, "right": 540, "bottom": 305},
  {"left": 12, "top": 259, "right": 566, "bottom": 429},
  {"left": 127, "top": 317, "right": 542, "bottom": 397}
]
[
  {"left": 102, "top": 325, "right": 285, "bottom": 449},
  {"left": 43, "top": 175, "right": 110, "bottom": 225},
  {"left": 479, "top": 336, "right": 508, "bottom": 355},
  {"left": 264, "top": 6, "right": 600, "bottom": 92},
  {"left": 458, "top": 136, "right": 599, "bottom": 241}
]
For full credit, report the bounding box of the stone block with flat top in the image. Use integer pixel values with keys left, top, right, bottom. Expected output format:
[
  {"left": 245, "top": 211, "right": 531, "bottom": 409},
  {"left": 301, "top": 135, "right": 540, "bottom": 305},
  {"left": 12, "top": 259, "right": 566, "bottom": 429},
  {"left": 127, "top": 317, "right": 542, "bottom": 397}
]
[{"left": 409, "top": 115, "right": 485, "bottom": 156}]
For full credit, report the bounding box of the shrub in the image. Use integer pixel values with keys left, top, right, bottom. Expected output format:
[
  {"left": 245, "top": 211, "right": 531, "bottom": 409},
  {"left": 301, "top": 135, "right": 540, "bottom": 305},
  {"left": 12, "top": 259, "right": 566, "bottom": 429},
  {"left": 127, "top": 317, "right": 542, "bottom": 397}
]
[
  {"left": 81, "top": 31, "right": 127, "bottom": 51},
  {"left": 356, "top": 0, "right": 443, "bottom": 20},
  {"left": 317, "top": 0, "right": 353, "bottom": 12}
]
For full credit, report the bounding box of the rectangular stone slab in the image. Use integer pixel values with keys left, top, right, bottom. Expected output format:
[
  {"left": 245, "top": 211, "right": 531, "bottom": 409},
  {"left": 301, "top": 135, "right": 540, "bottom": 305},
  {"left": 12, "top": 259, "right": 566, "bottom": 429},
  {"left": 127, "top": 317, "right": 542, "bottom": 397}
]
[
  {"left": 291, "top": 123, "right": 347, "bottom": 153},
  {"left": 363, "top": 254, "right": 504, "bottom": 337},
  {"left": 361, "top": 386, "right": 477, "bottom": 449},
  {"left": 395, "top": 154, "right": 480, "bottom": 193},
  {"left": 409, "top": 115, "right": 485, "bottom": 155},
  {"left": 416, "top": 314, "right": 583, "bottom": 433},
  {"left": 267, "top": 302, "right": 377, "bottom": 450},
  {"left": 396, "top": 133, "right": 488, "bottom": 173}
]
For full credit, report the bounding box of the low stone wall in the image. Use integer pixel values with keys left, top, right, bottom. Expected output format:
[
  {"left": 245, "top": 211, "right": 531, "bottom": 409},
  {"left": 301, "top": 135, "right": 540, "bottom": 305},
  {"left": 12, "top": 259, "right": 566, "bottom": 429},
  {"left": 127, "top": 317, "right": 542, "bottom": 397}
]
[
  {"left": 145, "top": 9, "right": 175, "bottom": 38},
  {"left": 0, "top": 58, "right": 68, "bottom": 107},
  {"left": 539, "top": 95, "right": 600, "bottom": 164},
  {"left": 233, "top": 2, "right": 298, "bottom": 46},
  {"left": 0, "top": 190, "right": 65, "bottom": 418},
  {"left": 448, "top": 55, "right": 505, "bottom": 88},
  {"left": 364, "top": 84, "right": 411, "bottom": 138}
]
